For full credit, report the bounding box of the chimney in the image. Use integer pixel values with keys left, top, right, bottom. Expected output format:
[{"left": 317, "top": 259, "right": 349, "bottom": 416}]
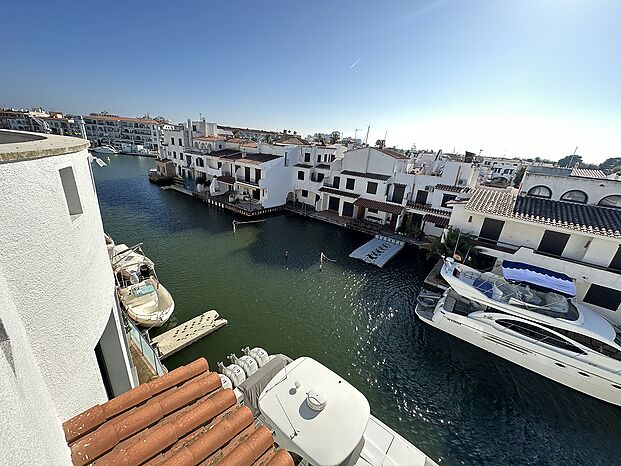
[{"left": 187, "top": 118, "right": 193, "bottom": 148}]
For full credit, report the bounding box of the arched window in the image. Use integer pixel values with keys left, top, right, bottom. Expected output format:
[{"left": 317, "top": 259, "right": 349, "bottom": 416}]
[
  {"left": 527, "top": 185, "right": 552, "bottom": 198},
  {"left": 560, "top": 190, "right": 588, "bottom": 204},
  {"left": 194, "top": 142, "right": 199, "bottom": 148},
  {"left": 207, "top": 144, "right": 212, "bottom": 153},
  {"left": 598, "top": 195, "right": 621, "bottom": 209}
]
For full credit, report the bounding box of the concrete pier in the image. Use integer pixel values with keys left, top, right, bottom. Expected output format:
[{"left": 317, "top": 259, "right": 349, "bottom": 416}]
[{"left": 152, "top": 310, "right": 227, "bottom": 359}]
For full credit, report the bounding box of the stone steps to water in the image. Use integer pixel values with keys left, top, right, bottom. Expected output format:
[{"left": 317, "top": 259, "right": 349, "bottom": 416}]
[{"left": 152, "top": 310, "right": 227, "bottom": 359}]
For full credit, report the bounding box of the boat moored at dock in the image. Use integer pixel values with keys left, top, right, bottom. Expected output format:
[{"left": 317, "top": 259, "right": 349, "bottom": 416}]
[
  {"left": 216, "top": 346, "right": 436, "bottom": 466},
  {"left": 109, "top": 238, "right": 175, "bottom": 327},
  {"left": 416, "top": 258, "right": 621, "bottom": 406}
]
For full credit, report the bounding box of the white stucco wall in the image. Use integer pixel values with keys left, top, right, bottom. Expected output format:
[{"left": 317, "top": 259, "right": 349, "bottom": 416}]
[
  {"left": 0, "top": 267, "right": 72, "bottom": 465},
  {"left": 0, "top": 143, "right": 127, "bottom": 420},
  {"left": 520, "top": 172, "right": 621, "bottom": 205}
]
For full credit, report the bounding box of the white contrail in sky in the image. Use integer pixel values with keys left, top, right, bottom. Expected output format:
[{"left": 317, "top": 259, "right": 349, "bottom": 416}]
[{"left": 349, "top": 58, "right": 361, "bottom": 69}]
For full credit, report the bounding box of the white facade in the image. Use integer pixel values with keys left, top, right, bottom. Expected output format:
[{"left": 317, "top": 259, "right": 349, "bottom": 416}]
[
  {"left": 449, "top": 182, "right": 621, "bottom": 323},
  {"left": 84, "top": 113, "right": 163, "bottom": 153},
  {"left": 0, "top": 130, "right": 137, "bottom": 463},
  {"left": 404, "top": 153, "right": 480, "bottom": 237},
  {"left": 478, "top": 157, "right": 525, "bottom": 184}
]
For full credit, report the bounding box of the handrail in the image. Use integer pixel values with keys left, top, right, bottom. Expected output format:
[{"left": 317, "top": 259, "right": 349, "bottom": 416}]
[{"left": 125, "top": 316, "right": 166, "bottom": 376}]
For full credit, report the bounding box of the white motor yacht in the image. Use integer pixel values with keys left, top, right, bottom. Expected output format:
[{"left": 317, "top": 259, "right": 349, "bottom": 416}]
[
  {"left": 416, "top": 258, "right": 621, "bottom": 406},
  {"left": 91, "top": 144, "right": 119, "bottom": 154},
  {"left": 217, "top": 347, "right": 436, "bottom": 466},
  {"left": 111, "top": 242, "right": 174, "bottom": 327}
]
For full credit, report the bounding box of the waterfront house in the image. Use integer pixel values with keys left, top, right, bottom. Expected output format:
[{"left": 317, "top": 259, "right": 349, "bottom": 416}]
[
  {"left": 0, "top": 130, "right": 155, "bottom": 463},
  {"left": 83, "top": 113, "right": 164, "bottom": 153},
  {"left": 0, "top": 107, "right": 86, "bottom": 138},
  {"left": 477, "top": 156, "right": 526, "bottom": 185},
  {"left": 313, "top": 146, "right": 415, "bottom": 231},
  {"left": 448, "top": 165, "right": 621, "bottom": 323},
  {"left": 404, "top": 152, "right": 480, "bottom": 237}
]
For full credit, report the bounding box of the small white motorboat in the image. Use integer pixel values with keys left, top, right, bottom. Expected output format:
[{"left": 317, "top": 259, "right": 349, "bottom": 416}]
[
  {"left": 111, "top": 242, "right": 175, "bottom": 327},
  {"left": 91, "top": 144, "right": 120, "bottom": 155}
]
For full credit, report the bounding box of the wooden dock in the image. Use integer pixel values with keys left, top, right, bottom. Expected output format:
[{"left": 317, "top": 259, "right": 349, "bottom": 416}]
[{"left": 152, "top": 310, "right": 227, "bottom": 359}]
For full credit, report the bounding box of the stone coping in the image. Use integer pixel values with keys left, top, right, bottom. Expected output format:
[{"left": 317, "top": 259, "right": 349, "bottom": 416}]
[{"left": 0, "top": 130, "right": 90, "bottom": 163}]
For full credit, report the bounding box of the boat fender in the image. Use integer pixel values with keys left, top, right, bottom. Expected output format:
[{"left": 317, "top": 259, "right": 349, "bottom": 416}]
[
  {"left": 217, "top": 361, "right": 246, "bottom": 388},
  {"left": 229, "top": 353, "right": 258, "bottom": 377},
  {"left": 218, "top": 373, "right": 233, "bottom": 390},
  {"left": 242, "top": 346, "right": 269, "bottom": 368}
]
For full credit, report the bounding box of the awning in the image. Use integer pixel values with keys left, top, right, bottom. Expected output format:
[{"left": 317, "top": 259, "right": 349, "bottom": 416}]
[
  {"left": 353, "top": 198, "right": 404, "bottom": 215},
  {"left": 502, "top": 260, "right": 576, "bottom": 296},
  {"left": 423, "top": 213, "right": 449, "bottom": 228}
]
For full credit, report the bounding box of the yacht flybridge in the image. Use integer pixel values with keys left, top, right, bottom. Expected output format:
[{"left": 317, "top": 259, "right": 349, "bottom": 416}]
[
  {"left": 217, "top": 347, "right": 435, "bottom": 466},
  {"left": 416, "top": 258, "right": 621, "bottom": 406},
  {"left": 108, "top": 239, "right": 174, "bottom": 327}
]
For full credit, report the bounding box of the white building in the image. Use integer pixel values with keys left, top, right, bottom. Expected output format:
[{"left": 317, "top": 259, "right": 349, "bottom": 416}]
[
  {"left": 311, "top": 146, "right": 415, "bottom": 231},
  {"left": 0, "top": 108, "right": 86, "bottom": 138},
  {"left": 404, "top": 152, "right": 480, "bottom": 237},
  {"left": 478, "top": 156, "right": 526, "bottom": 185},
  {"left": 0, "top": 130, "right": 138, "bottom": 463},
  {"left": 449, "top": 165, "right": 621, "bottom": 323},
  {"left": 83, "top": 113, "right": 164, "bottom": 154}
]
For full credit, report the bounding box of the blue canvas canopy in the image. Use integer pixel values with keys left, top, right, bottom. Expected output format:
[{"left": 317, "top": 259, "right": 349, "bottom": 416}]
[{"left": 501, "top": 260, "right": 576, "bottom": 296}]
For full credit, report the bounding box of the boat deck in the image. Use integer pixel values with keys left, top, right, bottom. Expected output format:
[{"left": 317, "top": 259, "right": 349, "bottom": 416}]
[{"left": 152, "top": 310, "right": 227, "bottom": 359}]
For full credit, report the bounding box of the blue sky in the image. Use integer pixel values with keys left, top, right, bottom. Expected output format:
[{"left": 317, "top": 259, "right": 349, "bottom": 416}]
[{"left": 2, "top": 0, "right": 619, "bottom": 162}]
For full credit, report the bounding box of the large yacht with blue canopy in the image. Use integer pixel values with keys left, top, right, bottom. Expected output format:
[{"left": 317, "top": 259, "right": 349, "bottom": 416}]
[{"left": 416, "top": 257, "right": 621, "bottom": 406}]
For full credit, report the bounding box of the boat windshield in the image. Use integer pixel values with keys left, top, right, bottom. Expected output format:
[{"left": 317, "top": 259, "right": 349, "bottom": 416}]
[{"left": 456, "top": 269, "right": 579, "bottom": 321}]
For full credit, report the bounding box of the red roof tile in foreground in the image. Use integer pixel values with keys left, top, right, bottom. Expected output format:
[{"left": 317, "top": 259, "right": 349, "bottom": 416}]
[{"left": 63, "top": 358, "right": 293, "bottom": 466}]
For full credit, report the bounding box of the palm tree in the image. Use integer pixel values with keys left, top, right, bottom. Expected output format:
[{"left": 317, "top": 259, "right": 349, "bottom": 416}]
[
  {"left": 329, "top": 131, "right": 340, "bottom": 144},
  {"left": 425, "top": 228, "right": 479, "bottom": 265}
]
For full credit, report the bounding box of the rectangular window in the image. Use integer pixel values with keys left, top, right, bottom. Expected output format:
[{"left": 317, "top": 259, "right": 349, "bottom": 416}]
[
  {"left": 298, "top": 171, "right": 305, "bottom": 180},
  {"left": 317, "top": 154, "right": 321, "bottom": 163},
  {"left": 170, "top": 137, "right": 174, "bottom": 145},
  {"left": 367, "top": 182, "right": 378, "bottom": 194},
  {"left": 178, "top": 138, "right": 182, "bottom": 146},
  {"left": 538, "top": 230, "right": 570, "bottom": 257},
  {"left": 479, "top": 218, "right": 504, "bottom": 243},
  {"left": 368, "top": 208, "right": 379, "bottom": 214},
  {"left": 317, "top": 173, "right": 324, "bottom": 182},
  {"left": 304, "top": 152, "right": 311, "bottom": 163},
  {"left": 609, "top": 246, "right": 621, "bottom": 272},
  {"left": 333, "top": 176, "right": 340, "bottom": 189},
  {"left": 583, "top": 284, "right": 621, "bottom": 311},
  {"left": 441, "top": 193, "right": 457, "bottom": 207},
  {"left": 346, "top": 178, "right": 355, "bottom": 190},
  {"left": 173, "top": 151, "right": 176, "bottom": 158},
  {"left": 180, "top": 154, "right": 184, "bottom": 161},
  {"left": 59, "top": 167, "right": 83, "bottom": 220},
  {"left": 301, "top": 189, "right": 308, "bottom": 198},
  {"left": 255, "top": 169, "right": 261, "bottom": 182}
]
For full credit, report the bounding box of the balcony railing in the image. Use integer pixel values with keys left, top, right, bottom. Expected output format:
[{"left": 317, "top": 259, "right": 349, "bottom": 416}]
[{"left": 126, "top": 317, "right": 166, "bottom": 377}]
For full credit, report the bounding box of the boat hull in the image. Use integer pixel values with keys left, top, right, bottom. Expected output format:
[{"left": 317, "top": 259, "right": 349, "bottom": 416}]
[
  {"left": 416, "top": 309, "right": 621, "bottom": 407},
  {"left": 120, "top": 282, "right": 175, "bottom": 328},
  {"left": 91, "top": 146, "right": 119, "bottom": 154}
]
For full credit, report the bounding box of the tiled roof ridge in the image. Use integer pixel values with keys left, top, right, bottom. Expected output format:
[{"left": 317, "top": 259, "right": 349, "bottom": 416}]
[
  {"left": 97, "top": 394, "right": 243, "bottom": 465},
  {"left": 63, "top": 358, "right": 210, "bottom": 444},
  {"left": 69, "top": 372, "right": 223, "bottom": 465},
  {"left": 340, "top": 170, "right": 391, "bottom": 181}
]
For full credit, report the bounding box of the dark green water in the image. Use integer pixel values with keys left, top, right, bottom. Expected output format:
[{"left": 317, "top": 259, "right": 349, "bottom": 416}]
[{"left": 94, "top": 155, "right": 621, "bottom": 465}]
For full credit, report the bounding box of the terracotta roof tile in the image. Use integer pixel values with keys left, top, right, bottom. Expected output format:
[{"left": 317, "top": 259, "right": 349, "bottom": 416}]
[
  {"left": 465, "top": 187, "right": 621, "bottom": 239},
  {"left": 63, "top": 358, "right": 293, "bottom": 466}
]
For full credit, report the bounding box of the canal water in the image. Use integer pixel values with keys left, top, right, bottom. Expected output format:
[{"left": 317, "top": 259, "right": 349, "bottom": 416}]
[{"left": 94, "top": 155, "right": 621, "bottom": 465}]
